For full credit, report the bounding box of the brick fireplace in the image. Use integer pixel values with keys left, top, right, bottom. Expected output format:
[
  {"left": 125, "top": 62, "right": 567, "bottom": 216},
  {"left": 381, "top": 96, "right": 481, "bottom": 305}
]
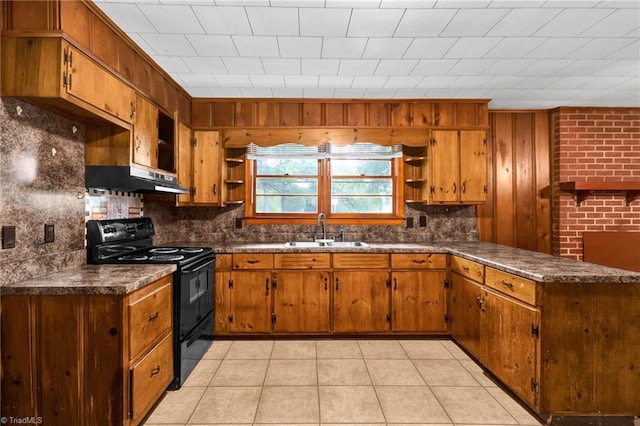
[{"left": 551, "top": 107, "right": 640, "bottom": 260}]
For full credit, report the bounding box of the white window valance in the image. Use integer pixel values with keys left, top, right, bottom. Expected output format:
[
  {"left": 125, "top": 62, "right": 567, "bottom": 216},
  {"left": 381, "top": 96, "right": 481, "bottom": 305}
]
[{"left": 247, "top": 142, "right": 402, "bottom": 160}]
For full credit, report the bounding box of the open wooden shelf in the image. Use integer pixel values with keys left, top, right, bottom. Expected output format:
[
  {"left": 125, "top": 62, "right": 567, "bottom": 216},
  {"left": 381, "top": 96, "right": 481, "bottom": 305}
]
[{"left": 559, "top": 180, "right": 640, "bottom": 206}]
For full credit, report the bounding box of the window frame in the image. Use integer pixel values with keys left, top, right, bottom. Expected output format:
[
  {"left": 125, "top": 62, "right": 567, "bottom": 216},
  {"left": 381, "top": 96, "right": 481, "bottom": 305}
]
[{"left": 244, "top": 146, "right": 404, "bottom": 225}]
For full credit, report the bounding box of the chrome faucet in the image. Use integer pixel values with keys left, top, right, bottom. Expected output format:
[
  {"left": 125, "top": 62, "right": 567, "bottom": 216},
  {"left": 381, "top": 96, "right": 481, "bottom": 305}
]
[{"left": 317, "top": 212, "right": 327, "bottom": 241}]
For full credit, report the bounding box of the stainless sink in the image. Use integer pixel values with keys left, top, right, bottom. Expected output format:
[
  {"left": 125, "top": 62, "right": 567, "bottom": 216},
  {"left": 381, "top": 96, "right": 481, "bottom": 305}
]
[{"left": 284, "top": 240, "right": 368, "bottom": 248}]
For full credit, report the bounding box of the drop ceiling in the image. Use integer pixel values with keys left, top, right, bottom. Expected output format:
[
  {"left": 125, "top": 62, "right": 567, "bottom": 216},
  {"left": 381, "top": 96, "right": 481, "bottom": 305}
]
[{"left": 93, "top": 0, "right": 640, "bottom": 109}]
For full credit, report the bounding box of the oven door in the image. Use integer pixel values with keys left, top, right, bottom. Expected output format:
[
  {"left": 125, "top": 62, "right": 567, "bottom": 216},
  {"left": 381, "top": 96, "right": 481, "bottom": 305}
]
[{"left": 178, "top": 256, "right": 214, "bottom": 340}]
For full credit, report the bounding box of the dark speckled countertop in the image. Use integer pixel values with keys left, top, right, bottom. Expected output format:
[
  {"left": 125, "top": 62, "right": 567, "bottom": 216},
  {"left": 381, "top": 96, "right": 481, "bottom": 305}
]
[
  {"left": 1, "top": 264, "right": 177, "bottom": 296},
  {"left": 180, "top": 240, "right": 640, "bottom": 284}
]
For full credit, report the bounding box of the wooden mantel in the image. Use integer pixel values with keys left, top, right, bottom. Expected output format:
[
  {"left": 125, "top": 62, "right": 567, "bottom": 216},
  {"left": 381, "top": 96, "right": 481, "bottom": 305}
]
[{"left": 559, "top": 180, "right": 640, "bottom": 206}]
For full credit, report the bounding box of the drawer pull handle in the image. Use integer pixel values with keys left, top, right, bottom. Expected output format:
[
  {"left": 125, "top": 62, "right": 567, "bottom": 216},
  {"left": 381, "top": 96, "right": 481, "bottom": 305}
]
[
  {"left": 335, "top": 277, "right": 339, "bottom": 291},
  {"left": 148, "top": 312, "right": 159, "bottom": 321},
  {"left": 246, "top": 260, "right": 260, "bottom": 264},
  {"left": 412, "top": 259, "right": 426, "bottom": 264},
  {"left": 462, "top": 265, "right": 470, "bottom": 272},
  {"left": 150, "top": 366, "right": 161, "bottom": 377},
  {"left": 501, "top": 280, "right": 514, "bottom": 290}
]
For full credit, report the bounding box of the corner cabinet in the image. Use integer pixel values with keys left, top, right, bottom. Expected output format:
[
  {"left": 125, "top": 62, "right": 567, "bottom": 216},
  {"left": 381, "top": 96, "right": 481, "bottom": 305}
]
[
  {"left": 428, "top": 130, "right": 487, "bottom": 204},
  {"left": 0, "top": 275, "right": 174, "bottom": 426},
  {"left": 1, "top": 37, "right": 135, "bottom": 125}
]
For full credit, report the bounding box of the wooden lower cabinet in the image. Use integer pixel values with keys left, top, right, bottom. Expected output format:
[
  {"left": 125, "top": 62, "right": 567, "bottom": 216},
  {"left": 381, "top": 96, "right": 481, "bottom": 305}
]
[
  {"left": 0, "top": 275, "right": 173, "bottom": 426},
  {"left": 273, "top": 270, "right": 331, "bottom": 332},
  {"left": 229, "top": 270, "right": 272, "bottom": 333},
  {"left": 448, "top": 271, "right": 485, "bottom": 357},
  {"left": 333, "top": 270, "right": 390, "bottom": 333}
]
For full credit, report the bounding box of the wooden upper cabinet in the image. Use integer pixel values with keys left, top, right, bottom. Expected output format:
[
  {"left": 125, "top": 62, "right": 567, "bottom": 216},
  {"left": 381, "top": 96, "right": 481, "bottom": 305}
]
[
  {"left": 428, "top": 130, "right": 487, "bottom": 205},
  {"left": 132, "top": 94, "right": 159, "bottom": 168},
  {"left": 192, "top": 130, "right": 222, "bottom": 205},
  {"left": 176, "top": 121, "right": 194, "bottom": 206}
]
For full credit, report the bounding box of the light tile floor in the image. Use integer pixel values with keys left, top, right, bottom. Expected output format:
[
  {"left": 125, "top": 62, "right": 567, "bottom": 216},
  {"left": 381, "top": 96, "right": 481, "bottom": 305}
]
[{"left": 143, "top": 339, "right": 545, "bottom": 426}]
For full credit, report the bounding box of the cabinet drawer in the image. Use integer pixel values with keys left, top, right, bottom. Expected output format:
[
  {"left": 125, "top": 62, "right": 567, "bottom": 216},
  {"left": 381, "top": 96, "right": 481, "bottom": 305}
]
[
  {"left": 485, "top": 267, "right": 537, "bottom": 305},
  {"left": 216, "top": 254, "right": 232, "bottom": 271},
  {"left": 233, "top": 253, "right": 274, "bottom": 269},
  {"left": 128, "top": 278, "right": 172, "bottom": 362},
  {"left": 274, "top": 253, "right": 331, "bottom": 269},
  {"left": 391, "top": 253, "right": 446, "bottom": 269},
  {"left": 450, "top": 255, "right": 484, "bottom": 282},
  {"left": 130, "top": 333, "right": 173, "bottom": 422},
  {"left": 333, "top": 253, "right": 390, "bottom": 269}
]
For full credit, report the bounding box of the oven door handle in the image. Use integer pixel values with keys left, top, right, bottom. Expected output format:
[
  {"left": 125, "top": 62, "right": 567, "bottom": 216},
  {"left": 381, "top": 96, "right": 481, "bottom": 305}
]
[{"left": 182, "top": 258, "right": 215, "bottom": 274}]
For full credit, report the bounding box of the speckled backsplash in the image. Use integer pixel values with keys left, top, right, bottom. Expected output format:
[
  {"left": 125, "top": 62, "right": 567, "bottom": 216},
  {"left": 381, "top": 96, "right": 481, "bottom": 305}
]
[
  {"left": 144, "top": 199, "right": 479, "bottom": 245},
  {"left": 0, "top": 98, "right": 86, "bottom": 285}
]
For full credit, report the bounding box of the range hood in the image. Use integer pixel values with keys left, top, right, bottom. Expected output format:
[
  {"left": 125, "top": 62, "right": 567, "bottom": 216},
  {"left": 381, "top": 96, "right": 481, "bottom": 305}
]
[{"left": 86, "top": 165, "right": 189, "bottom": 194}]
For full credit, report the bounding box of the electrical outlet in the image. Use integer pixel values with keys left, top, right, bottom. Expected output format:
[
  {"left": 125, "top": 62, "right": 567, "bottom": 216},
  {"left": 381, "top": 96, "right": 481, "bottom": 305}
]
[
  {"left": 419, "top": 215, "right": 427, "bottom": 227},
  {"left": 45, "top": 223, "right": 55, "bottom": 243},
  {"left": 406, "top": 217, "right": 414, "bottom": 229},
  {"left": 235, "top": 218, "right": 243, "bottom": 229},
  {"left": 2, "top": 225, "right": 16, "bottom": 249}
]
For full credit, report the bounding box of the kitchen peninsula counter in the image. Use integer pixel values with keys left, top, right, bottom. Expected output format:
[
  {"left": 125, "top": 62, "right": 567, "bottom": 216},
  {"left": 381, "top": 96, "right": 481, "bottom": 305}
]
[
  {"left": 175, "top": 240, "right": 640, "bottom": 284},
  {"left": 0, "top": 263, "right": 176, "bottom": 296}
]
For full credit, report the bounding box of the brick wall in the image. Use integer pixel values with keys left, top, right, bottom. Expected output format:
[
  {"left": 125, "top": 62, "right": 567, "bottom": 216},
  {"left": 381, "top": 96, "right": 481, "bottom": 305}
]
[{"left": 551, "top": 107, "right": 640, "bottom": 259}]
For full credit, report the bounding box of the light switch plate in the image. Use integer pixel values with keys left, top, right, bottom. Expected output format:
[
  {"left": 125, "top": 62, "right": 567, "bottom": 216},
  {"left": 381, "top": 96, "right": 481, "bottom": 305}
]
[
  {"left": 45, "top": 223, "right": 55, "bottom": 243},
  {"left": 2, "top": 225, "right": 16, "bottom": 249}
]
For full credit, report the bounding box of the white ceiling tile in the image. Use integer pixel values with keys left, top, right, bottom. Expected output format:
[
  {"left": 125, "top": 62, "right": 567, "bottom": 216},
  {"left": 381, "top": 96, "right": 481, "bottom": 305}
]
[
  {"left": 590, "top": 59, "right": 640, "bottom": 76},
  {"left": 325, "top": 0, "right": 382, "bottom": 8},
  {"left": 362, "top": 89, "right": 399, "bottom": 98},
  {"left": 403, "top": 38, "right": 458, "bottom": 59},
  {"left": 595, "top": 1, "right": 640, "bottom": 8},
  {"left": 185, "top": 87, "right": 216, "bottom": 97},
  {"left": 183, "top": 56, "right": 228, "bottom": 73},
  {"left": 514, "top": 76, "right": 562, "bottom": 89},
  {"left": 348, "top": 9, "right": 405, "bottom": 37},
  {"left": 444, "top": 37, "right": 502, "bottom": 58},
  {"left": 447, "top": 75, "right": 494, "bottom": 88},
  {"left": 319, "top": 76, "right": 354, "bottom": 88},
  {"left": 222, "top": 57, "right": 264, "bottom": 73},
  {"left": 322, "top": 38, "right": 369, "bottom": 58},
  {"left": 302, "top": 59, "right": 341, "bottom": 75},
  {"left": 380, "top": 0, "right": 436, "bottom": 7},
  {"left": 338, "top": 59, "right": 380, "bottom": 75},
  {"left": 178, "top": 73, "right": 220, "bottom": 86},
  {"left": 482, "top": 59, "right": 537, "bottom": 76},
  {"left": 262, "top": 58, "right": 301, "bottom": 74},
  {"left": 486, "top": 9, "right": 562, "bottom": 36},
  {"left": 566, "top": 38, "right": 638, "bottom": 60},
  {"left": 303, "top": 88, "right": 336, "bottom": 97},
  {"left": 395, "top": 9, "right": 458, "bottom": 37},
  {"left": 187, "top": 34, "right": 237, "bottom": 55},
  {"left": 410, "top": 59, "right": 458, "bottom": 75},
  {"left": 129, "top": 34, "right": 158, "bottom": 55},
  {"left": 270, "top": 0, "right": 324, "bottom": 6},
  {"left": 240, "top": 88, "right": 273, "bottom": 97},
  {"left": 214, "top": 74, "right": 252, "bottom": 86},
  {"left": 440, "top": 9, "right": 510, "bottom": 37},
  {"left": 447, "top": 59, "right": 498, "bottom": 75},
  {"left": 416, "top": 75, "right": 459, "bottom": 88},
  {"left": 138, "top": 4, "right": 204, "bottom": 33},
  {"left": 151, "top": 56, "right": 191, "bottom": 73},
  {"left": 552, "top": 59, "right": 610, "bottom": 76},
  {"left": 300, "top": 8, "right": 351, "bottom": 36},
  {"left": 384, "top": 76, "right": 423, "bottom": 88},
  {"left": 272, "top": 88, "right": 304, "bottom": 97},
  {"left": 580, "top": 9, "right": 640, "bottom": 37},
  {"left": 603, "top": 40, "right": 640, "bottom": 59},
  {"left": 249, "top": 74, "right": 286, "bottom": 87},
  {"left": 434, "top": 1, "right": 491, "bottom": 7},
  {"left": 393, "top": 88, "right": 428, "bottom": 97},
  {"left": 352, "top": 76, "right": 390, "bottom": 88},
  {"left": 545, "top": 76, "right": 597, "bottom": 89},
  {"left": 363, "top": 38, "right": 413, "bottom": 58},
  {"left": 525, "top": 38, "right": 592, "bottom": 59},
  {"left": 278, "top": 37, "right": 323, "bottom": 58},
  {"left": 480, "top": 76, "right": 526, "bottom": 88},
  {"left": 454, "top": 88, "right": 491, "bottom": 98},
  {"left": 246, "top": 7, "right": 299, "bottom": 35},
  {"left": 540, "top": 1, "right": 600, "bottom": 8},
  {"left": 612, "top": 76, "right": 640, "bottom": 89},
  {"left": 517, "top": 59, "right": 574, "bottom": 76},
  {"left": 423, "top": 88, "right": 463, "bottom": 98},
  {"left": 534, "top": 9, "right": 615, "bottom": 36},
  {"left": 333, "top": 88, "right": 367, "bottom": 97},
  {"left": 210, "top": 87, "right": 245, "bottom": 96},
  {"left": 192, "top": 6, "right": 252, "bottom": 35},
  {"left": 483, "top": 37, "right": 547, "bottom": 58},
  {"left": 233, "top": 35, "right": 280, "bottom": 57},
  {"left": 285, "top": 75, "right": 319, "bottom": 88},
  {"left": 142, "top": 34, "right": 197, "bottom": 55},
  {"left": 94, "top": 3, "right": 157, "bottom": 32},
  {"left": 488, "top": 1, "right": 545, "bottom": 7},
  {"left": 374, "top": 59, "right": 419, "bottom": 74}
]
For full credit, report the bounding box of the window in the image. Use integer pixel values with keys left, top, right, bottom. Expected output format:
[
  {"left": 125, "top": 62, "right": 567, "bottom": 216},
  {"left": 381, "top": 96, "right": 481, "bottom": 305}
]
[{"left": 246, "top": 143, "right": 403, "bottom": 223}]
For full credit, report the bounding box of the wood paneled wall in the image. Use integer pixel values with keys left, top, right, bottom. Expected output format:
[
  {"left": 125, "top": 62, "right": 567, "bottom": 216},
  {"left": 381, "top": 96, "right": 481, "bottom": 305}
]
[
  {"left": 477, "top": 111, "right": 551, "bottom": 254},
  {"left": 192, "top": 99, "right": 489, "bottom": 129},
  {"left": 1, "top": 0, "right": 191, "bottom": 122}
]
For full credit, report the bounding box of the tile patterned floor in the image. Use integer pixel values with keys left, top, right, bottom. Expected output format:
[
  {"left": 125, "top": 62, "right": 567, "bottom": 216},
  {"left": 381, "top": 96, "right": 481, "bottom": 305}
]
[{"left": 143, "top": 339, "right": 545, "bottom": 426}]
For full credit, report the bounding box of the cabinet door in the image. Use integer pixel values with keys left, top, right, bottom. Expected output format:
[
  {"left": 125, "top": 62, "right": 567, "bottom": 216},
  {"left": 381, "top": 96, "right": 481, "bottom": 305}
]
[
  {"left": 391, "top": 270, "right": 447, "bottom": 332},
  {"left": 229, "top": 271, "right": 272, "bottom": 333},
  {"left": 214, "top": 270, "right": 231, "bottom": 334},
  {"left": 193, "top": 130, "right": 222, "bottom": 205},
  {"left": 176, "top": 122, "right": 193, "bottom": 205},
  {"left": 429, "top": 130, "right": 459, "bottom": 203},
  {"left": 65, "top": 43, "right": 134, "bottom": 123},
  {"left": 459, "top": 130, "right": 487, "bottom": 203},
  {"left": 448, "top": 272, "right": 484, "bottom": 357},
  {"left": 333, "top": 271, "right": 390, "bottom": 333},
  {"left": 132, "top": 94, "right": 159, "bottom": 168},
  {"left": 273, "top": 271, "right": 330, "bottom": 333},
  {"left": 483, "top": 289, "right": 539, "bottom": 407}
]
